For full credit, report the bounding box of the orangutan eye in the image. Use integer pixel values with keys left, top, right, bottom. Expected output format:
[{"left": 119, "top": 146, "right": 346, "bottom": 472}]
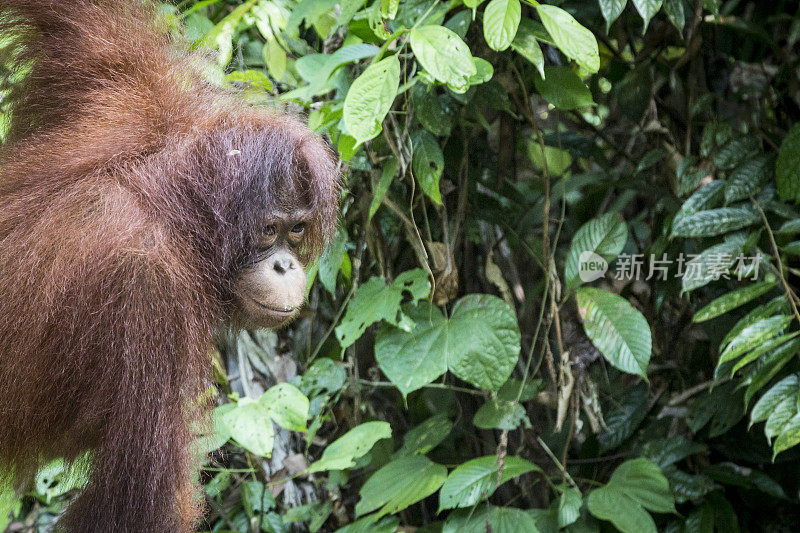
[{"left": 291, "top": 223, "right": 306, "bottom": 234}]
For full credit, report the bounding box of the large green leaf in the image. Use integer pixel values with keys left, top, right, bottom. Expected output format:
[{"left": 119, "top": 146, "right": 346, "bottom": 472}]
[
  {"left": 343, "top": 55, "right": 400, "bottom": 146},
  {"left": 375, "top": 295, "right": 521, "bottom": 395},
  {"left": 483, "top": 0, "right": 521, "bottom": 51},
  {"left": 307, "top": 422, "right": 391, "bottom": 473},
  {"left": 587, "top": 459, "right": 675, "bottom": 533},
  {"left": 409, "top": 25, "right": 476, "bottom": 93},
  {"left": 410, "top": 130, "right": 444, "bottom": 204},
  {"left": 631, "top": 0, "right": 663, "bottom": 33},
  {"left": 355, "top": 455, "right": 447, "bottom": 517},
  {"left": 536, "top": 5, "right": 599, "bottom": 72},
  {"left": 438, "top": 456, "right": 540, "bottom": 511},
  {"left": 576, "top": 287, "right": 652, "bottom": 378},
  {"left": 564, "top": 213, "right": 628, "bottom": 288},
  {"left": 777, "top": 123, "right": 800, "bottom": 203},
  {"left": 533, "top": 66, "right": 594, "bottom": 110},
  {"left": 335, "top": 269, "right": 430, "bottom": 350}
]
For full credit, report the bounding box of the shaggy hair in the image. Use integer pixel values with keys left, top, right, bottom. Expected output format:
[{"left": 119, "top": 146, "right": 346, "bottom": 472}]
[{"left": 0, "top": 1, "right": 339, "bottom": 531}]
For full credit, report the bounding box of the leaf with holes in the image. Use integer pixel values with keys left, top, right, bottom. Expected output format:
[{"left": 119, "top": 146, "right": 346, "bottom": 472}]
[
  {"left": 577, "top": 287, "right": 651, "bottom": 378},
  {"left": 536, "top": 5, "right": 599, "bottom": 72},
  {"left": 483, "top": 0, "right": 521, "bottom": 51},
  {"left": 343, "top": 55, "right": 400, "bottom": 146},
  {"left": 411, "top": 130, "right": 445, "bottom": 205}
]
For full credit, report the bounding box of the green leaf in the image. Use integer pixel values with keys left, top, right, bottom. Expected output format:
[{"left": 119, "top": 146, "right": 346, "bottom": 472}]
[
  {"left": 468, "top": 57, "right": 494, "bottom": 86},
  {"left": 631, "top": 0, "right": 663, "bottom": 33},
  {"left": 725, "top": 155, "right": 772, "bottom": 204},
  {"left": 587, "top": 459, "right": 675, "bottom": 533},
  {"left": 693, "top": 280, "right": 777, "bottom": 322},
  {"left": 674, "top": 180, "right": 725, "bottom": 223},
  {"left": 218, "top": 399, "right": 275, "bottom": 457},
  {"left": 335, "top": 269, "right": 430, "bottom": 350},
  {"left": 368, "top": 156, "right": 397, "bottom": 221},
  {"left": 743, "top": 338, "right": 800, "bottom": 406},
  {"left": 343, "top": 55, "right": 401, "bottom": 146},
  {"left": 483, "top": 0, "right": 521, "bottom": 51},
  {"left": 473, "top": 398, "right": 527, "bottom": 430},
  {"left": 318, "top": 227, "right": 348, "bottom": 294},
  {"left": 412, "top": 85, "right": 454, "bottom": 137},
  {"left": 751, "top": 374, "right": 800, "bottom": 457},
  {"left": 680, "top": 239, "right": 742, "bottom": 293},
  {"left": 536, "top": 5, "right": 599, "bottom": 72},
  {"left": 375, "top": 295, "right": 521, "bottom": 395},
  {"left": 438, "top": 456, "right": 540, "bottom": 511},
  {"left": 671, "top": 205, "right": 760, "bottom": 238},
  {"left": 714, "top": 136, "right": 761, "bottom": 170},
  {"left": 599, "top": 0, "right": 628, "bottom": 32},
  {"left": 722, "top": 295, "right": 789, "bottom": 348},
  {"left": 224, "top": 70, "right": 273, "bottom": 91},
  {"left": 558, "top": 486, "right": 582, "bottom": 528},
  {"left": 260, "top": 383, "right": 309, "bottom": 432},
  {"left": 355, "top": 455, "right": 447, "bottom": 517},
  {"left": 527, "top": 144, "right": 573, "bottom": 177},
  {"left": 307, "top": 421, "right": 392, "bottom": 473},
  {"left": 777, "top": 123, "right": 800, "bottom": 203},
  {"left": 511, "top": 19, "right": 545, "bottom": 77},
  {"left": 576, "top": 287, "right": 652, "bottom": 378},
  {"left": 411, "top": 130, "right": 444, "bottom": 204},
  {"left": 564, "top": 213, "right": 628, "bottom": 288},
  {"left": 533, "top": 66, "right": 594, "bottom": 110},
  {"left": 393, "top": 413, "right": 453, "bottom": 458},
  {"left": 599, "top": 383, "right": 649, "bottom": 452},
  {"left": 443, "top": 505, "right": 540, "bottom": 533},
  {"left": 686, "top": 381, "right": 744, "bottom": 436},
  {"left": 409, "top": 25, "right": 476, "bottom": 93},
  {"left": 663, "top": 0, "right": 685, "bottom": 33},
  {"left": 717, "top": 315, "right": 793, "bottom": 368},
  {"left": 730, "top": 332, "right": 800, "bottom": 375}
]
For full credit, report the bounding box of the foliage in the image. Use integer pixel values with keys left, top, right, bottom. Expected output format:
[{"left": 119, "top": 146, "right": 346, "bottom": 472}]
[{"left": 4, "top": 0, "right": 800, "bottom": 531}]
